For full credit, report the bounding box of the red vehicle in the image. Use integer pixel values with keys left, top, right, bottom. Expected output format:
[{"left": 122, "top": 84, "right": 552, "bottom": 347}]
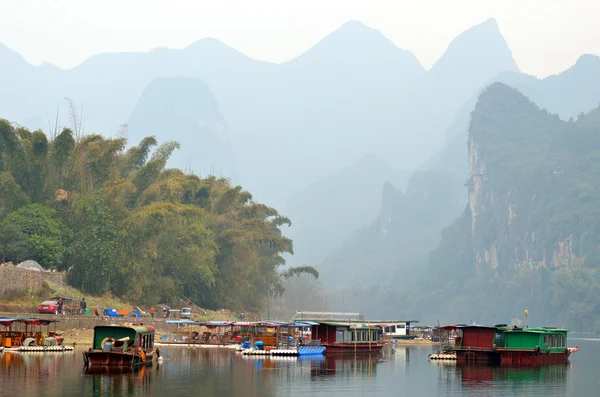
[{"left": 39, "top": 300, "right": 59, "bottom": 314}]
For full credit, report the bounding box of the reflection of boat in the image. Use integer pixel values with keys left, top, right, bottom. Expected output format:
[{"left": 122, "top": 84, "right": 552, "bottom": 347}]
[
  {"left": 85, "top": 363, "right": 150, "bottom": 374},
  {"left": 457, "top": 363, "right": 569, "bottom": 384},
  {"left": 83, "top": 324, "right": 159, "bottom": 368},
  {"left": 0, "top": 317, "right": 74, "bottom": 352},
  {"left": 310, "top": 353, "right": 380, "bottom": 377}
]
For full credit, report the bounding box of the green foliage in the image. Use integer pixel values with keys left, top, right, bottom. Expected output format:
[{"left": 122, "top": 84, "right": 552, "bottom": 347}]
[
  {"left": 2, "top": 204, "right": 72, "bottom": 269},
  {"left": 0, "top": 223, "right": 31, "bottom": 263},
  {"left": 0, "top": 120, "right": 298, "bottom": 311},
  {"left": 281, "top": 265, "right": 319, "bottom": 280},
  {"left": 67, "top": 196, "right": 126, "bottom": 295},
  {"left": 0, "top": 172, "right": 29, "bottom": 219}
]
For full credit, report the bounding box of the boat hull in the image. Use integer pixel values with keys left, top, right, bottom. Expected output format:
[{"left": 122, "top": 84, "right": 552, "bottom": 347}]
[
  {"left": 83, "top": 351, "right": 155, "bottom": 367},
  {"left": 455, "top": 349, "right": 573, "bottom": 366},
  {"left": 320, "top": 343, "right": 384, "bottom": 354}
]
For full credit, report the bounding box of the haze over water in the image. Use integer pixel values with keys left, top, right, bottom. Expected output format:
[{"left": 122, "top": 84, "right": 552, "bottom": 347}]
[{"left": 0, "top": 339, "right": 597, "bottom": 396}]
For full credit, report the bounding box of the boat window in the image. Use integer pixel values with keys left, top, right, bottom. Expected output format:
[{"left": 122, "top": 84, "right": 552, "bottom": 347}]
[{"left": 372, "top": 331, "right": 377, "bottom": 341}]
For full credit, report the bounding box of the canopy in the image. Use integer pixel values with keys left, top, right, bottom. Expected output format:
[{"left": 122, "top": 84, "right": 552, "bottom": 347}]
[{"left": 0, "top": 317, "right": 58, "bottom": 327}]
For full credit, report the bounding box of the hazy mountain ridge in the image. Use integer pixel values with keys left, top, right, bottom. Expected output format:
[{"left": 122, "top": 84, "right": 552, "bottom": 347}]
[
  {"left": 0, "top": 19, "right": 520, "bottom": 207},
  {"left": 126, "top": 77, "right": 236, "bottom": 178},
  {"left": 4, "top": 19, "right": 599, "bottom": 288},
  {"left": 283, "top": 154, "right": 409, "bottom": 268},
  {"left": 322, "top": 57, "right": 600, "bottom": 310}
]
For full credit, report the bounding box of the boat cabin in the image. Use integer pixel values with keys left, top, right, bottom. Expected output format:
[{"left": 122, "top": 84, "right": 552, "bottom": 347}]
[
  {"left": 0, "top": 317, "right": 61, "bottom": 347},
  {"left": 493, "top": 327, "right": 569, "bottom": 353},
  {"left": 310, "top": 321, "right": 380, "bottom": 345},
  {"left": 378, "top": 320, "right": 418, "bottom": 339},
  {"left": 92, "top": 324, "right": 155, "bottom": 352},
  {"left": 443, "top": 325, "right": 499, "bottom": 351}
]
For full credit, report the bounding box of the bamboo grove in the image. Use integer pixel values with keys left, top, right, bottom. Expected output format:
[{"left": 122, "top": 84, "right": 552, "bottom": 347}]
[{"left": 0, "top": 118, "right": 313, "bottom": 311}]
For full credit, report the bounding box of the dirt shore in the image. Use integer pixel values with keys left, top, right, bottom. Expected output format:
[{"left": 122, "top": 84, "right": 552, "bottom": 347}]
[{"left": 61, "top": 328, "right": 94, "bottom": 346}]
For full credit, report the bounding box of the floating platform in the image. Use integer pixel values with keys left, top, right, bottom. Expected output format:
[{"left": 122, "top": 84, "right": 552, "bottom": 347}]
[
  {"left": 428, "top": 352, "right": 457, "bottom": 361},
  {"left": 241, "top": 346, "right": 326, "bottom": 356},
  {"left": 270, "top": 349, "right": 298, "bottom": 356},
  {"left": 241, "top": 349, "right": 271, "bottom": 356},
  {"left": 4, "top": 345, "right": 75, "bottom": 353},
  {"left": 154, "top": 342, "right": 238, "bottom": 349}
]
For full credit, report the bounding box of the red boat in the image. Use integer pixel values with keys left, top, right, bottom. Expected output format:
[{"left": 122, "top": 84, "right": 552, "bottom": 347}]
[
  {"left": 83, "top": 324, "right": 159, "bottom": 368},
  {"left": 308, "top": 320, "right": 385, "bottom": 354}
]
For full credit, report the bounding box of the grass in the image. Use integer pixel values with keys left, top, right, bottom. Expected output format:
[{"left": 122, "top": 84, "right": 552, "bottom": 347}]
[
  {"left": 0, "top": 280, "right": 130, "bottom": 313},
  {"left": 0, "top": 280, "right": 246, "bottom": 321}
]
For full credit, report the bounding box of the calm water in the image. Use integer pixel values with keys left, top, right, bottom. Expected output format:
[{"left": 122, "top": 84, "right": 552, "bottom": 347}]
[{"left": 1, "top": 339, "right": 598, "bottom": 396}]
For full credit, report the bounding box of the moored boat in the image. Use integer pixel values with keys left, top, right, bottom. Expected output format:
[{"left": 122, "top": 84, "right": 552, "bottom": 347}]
[
  {"left": 438, "top": 323, "right": 580, "bottom": 366},
  {"left": 307, "top": 320, "right": 385, "bottom": 354},
  {"left": 0, "top": 317, "right": 73, "bottom": 352},
  {"left": 292, "top": 311, "right": 387, "bottom": 354},
  {"left": 83, "top": 324, "right": 159, "bottom": 368}
]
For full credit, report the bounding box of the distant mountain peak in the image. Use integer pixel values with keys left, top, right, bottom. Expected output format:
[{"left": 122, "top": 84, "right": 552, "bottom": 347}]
[
  {"left": 182, "top": 37, "right": 257, "bottom": 62},
  {"left": 184, "top": 37, "right": 228, "bottom": 51},
  {"left": 429, "top": 18, "right": 518, "bottom": 76},
  {"left": 0, "top": 42, "right": 28, "bottom": 67},
  {"left": 334, "top": 20, "right": 380, "bottom": 35},
  {"left": 574, "top": 54, "right": 600, "bottom": 69},
  {"left": 287, "top": 19, "right": 424, "bottom": 74}
]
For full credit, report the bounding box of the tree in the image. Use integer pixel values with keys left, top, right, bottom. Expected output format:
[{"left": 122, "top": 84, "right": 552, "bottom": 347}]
[
  {"left": 0, "top": 172, "right": 29, "bottom": 219},
  {"left": 2, "top": 204, "right": 72, "bottom": 269},
  {"left": 0, "top": 223, "right": 30, "bottom": 263},
  {"left": 67, "top": 196, "right": 126, "bottom": 295}
]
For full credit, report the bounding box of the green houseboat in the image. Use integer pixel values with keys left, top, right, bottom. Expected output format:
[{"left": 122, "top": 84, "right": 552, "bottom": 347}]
[
  {"left": 493, "top": 327, "right": 578, "bottom": 365},
  {"left": 83, "top": 324, "right": 159, "bottom": 368}
]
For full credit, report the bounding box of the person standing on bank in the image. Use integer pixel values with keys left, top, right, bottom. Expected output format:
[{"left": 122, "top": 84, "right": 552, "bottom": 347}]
[{"left": 80, "top": 297, "right": 87, "bottom": 315}]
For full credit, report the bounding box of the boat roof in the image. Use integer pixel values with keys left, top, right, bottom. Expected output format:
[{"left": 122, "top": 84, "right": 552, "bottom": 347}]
[
  {"left": 438, "top": 324, "right": 570, "bottom": 333},
  {"left": 372, "top": 320, "right": 419, "bottom": 326},
  {"left": 94, "top": 324, "right": 155, "bottom": 334},
  {"left": 0, "top": 317, "right": 58, "bottom": 326},
  {"left": 306, "top": 321, "right": 380, "bottom": 329},
  {"left": 439, "top": 324, "right": 498, "bottom": 330},
  {"left": 504, "top": 326, "right": 569, "bottom": 333}
]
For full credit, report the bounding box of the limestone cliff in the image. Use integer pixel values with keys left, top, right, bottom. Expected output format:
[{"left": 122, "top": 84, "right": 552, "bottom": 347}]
[
  {"left": 425, "top": 83, "right": 600, "bottom": 330},
  {"left": 465, "top": 83, "right": 599, "bottom": 273}
]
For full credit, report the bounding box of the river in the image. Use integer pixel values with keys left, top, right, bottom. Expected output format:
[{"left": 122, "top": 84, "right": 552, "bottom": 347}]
[{"left": 0, "top": 339, "right": 598, "bottom": 396}]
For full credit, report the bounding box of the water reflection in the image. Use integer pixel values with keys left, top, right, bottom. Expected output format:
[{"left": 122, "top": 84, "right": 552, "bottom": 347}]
[
  {"left": 87, "top": 365, "right": 155, "bottom": 396},
  {"left": 309, "top": 354, "right": 380, "bottom": 378},
  {"left": 433, "top": 362, "right": 569, "bottom": 395},
  {"left": 0, "top": 341, "right": 596, "bottom": 397}
]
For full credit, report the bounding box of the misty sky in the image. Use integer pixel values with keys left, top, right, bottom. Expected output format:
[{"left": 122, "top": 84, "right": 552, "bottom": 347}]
[{"left": 1, "top": 0, "right": 599, "bottom": 78}]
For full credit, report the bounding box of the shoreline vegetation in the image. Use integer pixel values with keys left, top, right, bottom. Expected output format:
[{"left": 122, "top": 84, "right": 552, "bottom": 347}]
[{"left": 0, "top": 118, "right": 318, "bottom": 315}]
